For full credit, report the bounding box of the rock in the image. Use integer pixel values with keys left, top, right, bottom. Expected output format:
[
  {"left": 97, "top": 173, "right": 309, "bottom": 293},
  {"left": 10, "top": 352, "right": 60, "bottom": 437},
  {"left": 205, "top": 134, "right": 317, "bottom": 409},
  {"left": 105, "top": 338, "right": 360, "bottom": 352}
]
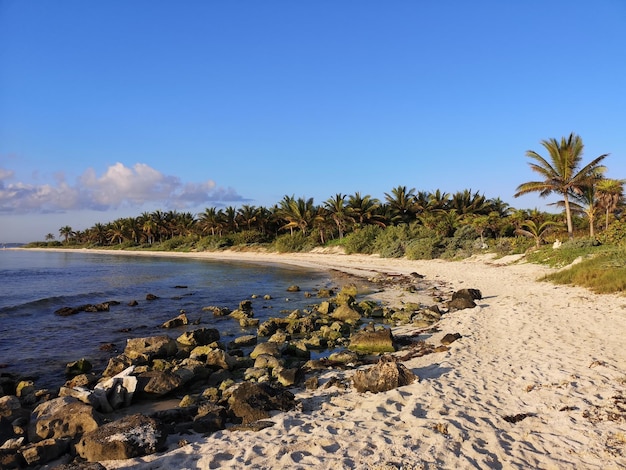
[
  {"left": 76, "top": 414, "right": 166, "bottom": 462},
  {"left": 102, "top": 354, "right": 135, "bottom": 377},
  {"left": 124, "top": 336, "right": 178, "bottom": 360},
  {"left": 53, "top": 462, "right": 107, "bottom": 469},
  {"left": 273, "top": 367, "right": 301, "bottom": 387},
  {"left": 0, "top": 395, "right": 27, "bottom": 422},
  {"left": 229, "top": 334, "right": 257, "bottom": 348},
  {"left": 204, "top": 349, "right": 237, "bottom": 370},
  {"left": 146, "top": 293, "right": 159, "bottom": 300},
  {"left": 447, "top": 297, "right": 476, "bottom": 311},
  {"left": 161, "top": 312, "right": 189, "bottom": 328},
  {"left": 452, "top": 288, "right": 482, "bottom": 301},
  {"left": 328, "top": 350, "right": 360, "bottom": 364},
  {"left": 176, "top": 328, "right": 220, "bottom": 347},
  {"left": 227, "top": 382, "right": 296, "bottom": 424},
  {"left": 191, "top": 403, "right": 227, "bottom": 434},
  {"left": 441, "top": 333, "right": 462, "bottom": 345},
  {"left": 92, "top": 366, "right": 138, "bottom": 412},
  {"left": 28, "top": 397, "right": 102, "bottom": 443},
  {"left": 250, "top": 342, "right": 283, "bottom": 359},
  {"left": 258, "top": 318, "right": 288, "bottom": 337},
  {"left": 352, "top": 355, "right": 418, "bottom": 393},
  {"left": 19, "top": 437, "right": 71, "bottom": 467},
  {"left": 137, "top": 370, "right": 183, "bottom": 398},
  {"left": 330, "top": 304, "right": 361, "bottom": 323},
  {"left": 348, "top": 327, "right": 396, "bottom": 353},
  {"left": 65, "top": 358, "right": 93, "bottom": 377},
  {"left": 286, "top": 285, "right": 300, "bottom": 292}
]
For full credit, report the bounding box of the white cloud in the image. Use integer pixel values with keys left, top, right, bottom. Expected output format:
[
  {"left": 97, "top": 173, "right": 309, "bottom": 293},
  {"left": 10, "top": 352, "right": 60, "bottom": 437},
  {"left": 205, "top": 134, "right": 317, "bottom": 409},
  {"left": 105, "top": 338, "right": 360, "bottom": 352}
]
[{"left": 0, "top": 163, "right": 245, "bottom": 213}]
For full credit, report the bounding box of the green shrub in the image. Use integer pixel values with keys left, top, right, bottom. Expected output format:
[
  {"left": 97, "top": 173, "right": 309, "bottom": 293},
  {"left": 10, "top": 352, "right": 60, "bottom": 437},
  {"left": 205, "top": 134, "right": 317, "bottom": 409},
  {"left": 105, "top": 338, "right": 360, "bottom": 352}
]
[
  {"left": 272, "top": 232, "right": 317, "bottom": 253},
  {"left": 373, "top": 225, "right": 413, "bottom": 258},
  {"left": 599, "top": 220, "right": 626, "bottom": 246},
  {"left": 230, "top": 230, "right": 270, "bottom": 246},
  {"left": 341, "top": 225, "right": 383, "bottom": 254},
  {"left": 405, "top": 236, "right": 443, "bottom": 260}
]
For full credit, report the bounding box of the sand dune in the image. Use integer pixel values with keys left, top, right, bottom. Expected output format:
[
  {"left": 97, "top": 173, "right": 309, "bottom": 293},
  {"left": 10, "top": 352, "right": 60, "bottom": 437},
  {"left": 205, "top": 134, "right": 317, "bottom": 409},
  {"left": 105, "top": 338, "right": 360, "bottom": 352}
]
[{"left": 77, "top": 250, "right": 626, "bottom": 469}]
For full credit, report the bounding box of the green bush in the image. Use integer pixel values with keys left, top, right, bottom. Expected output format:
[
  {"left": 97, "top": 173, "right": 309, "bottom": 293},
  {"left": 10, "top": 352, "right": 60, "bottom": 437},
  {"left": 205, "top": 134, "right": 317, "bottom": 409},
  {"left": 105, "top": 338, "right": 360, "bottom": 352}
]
[
  {"left": 272, "top": 232, "right": 317, "bottom": 253},
  {"left": 230, "top": 230, "right": 270, "bottom": 246},
  {"left": 598, "top": 220, "right": 626, "bottom": 246},
  {"left": 373, "top": 225, "right": 413, "bottom": 258},
  {"left": 405, "top": 236, "right": 443, "bottom": 260},
  {"left": 341, "top": 225, "right": 383, "bottom": 254}
]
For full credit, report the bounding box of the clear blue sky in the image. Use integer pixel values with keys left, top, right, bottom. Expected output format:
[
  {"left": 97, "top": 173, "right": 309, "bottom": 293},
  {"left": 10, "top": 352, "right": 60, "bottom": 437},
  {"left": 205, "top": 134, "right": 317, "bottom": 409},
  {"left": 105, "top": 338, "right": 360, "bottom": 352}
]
[{"left": 1, "top": 1, "right": 625, "bottom": 243}]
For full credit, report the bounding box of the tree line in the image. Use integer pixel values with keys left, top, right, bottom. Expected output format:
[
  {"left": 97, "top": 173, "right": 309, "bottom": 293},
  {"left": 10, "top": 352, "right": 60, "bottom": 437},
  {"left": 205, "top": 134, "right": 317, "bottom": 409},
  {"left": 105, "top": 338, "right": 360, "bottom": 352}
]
[{"left": 49, "top": 133, "right": 623, "bottom": 250}]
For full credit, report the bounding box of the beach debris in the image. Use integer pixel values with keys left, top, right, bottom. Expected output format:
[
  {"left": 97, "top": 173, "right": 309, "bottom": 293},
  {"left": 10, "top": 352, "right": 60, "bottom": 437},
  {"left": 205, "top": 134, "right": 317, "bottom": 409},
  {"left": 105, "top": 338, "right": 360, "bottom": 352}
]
[
  {"left": 433, "top": 422, "right": 449, "bottom": 435},
  {"left": 583, "top": 394, "right": 626, "bottom": 423},
  {"left": 502, "top": 412, "right": 535, "bottom": 424},
  {"left": 75, "top": 413, "right": 166, "bottom": 462},
  {"left": 352, "top": 355, "right": 418, "bottom": 393}
]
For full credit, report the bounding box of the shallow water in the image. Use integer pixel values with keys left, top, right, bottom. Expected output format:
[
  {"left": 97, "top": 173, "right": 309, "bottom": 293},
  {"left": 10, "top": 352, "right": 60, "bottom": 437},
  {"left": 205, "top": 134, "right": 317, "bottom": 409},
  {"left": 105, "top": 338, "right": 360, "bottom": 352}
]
[{"left": 0, "top": 249, "right": 331, "bottom": 388}]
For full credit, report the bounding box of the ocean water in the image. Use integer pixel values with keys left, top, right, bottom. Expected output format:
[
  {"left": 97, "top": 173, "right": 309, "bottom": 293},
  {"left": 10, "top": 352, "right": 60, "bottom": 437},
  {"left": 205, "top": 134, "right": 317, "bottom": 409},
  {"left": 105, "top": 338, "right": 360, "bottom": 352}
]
[{"left": 0, "top": 249, "right": 331, "bottom": 389}]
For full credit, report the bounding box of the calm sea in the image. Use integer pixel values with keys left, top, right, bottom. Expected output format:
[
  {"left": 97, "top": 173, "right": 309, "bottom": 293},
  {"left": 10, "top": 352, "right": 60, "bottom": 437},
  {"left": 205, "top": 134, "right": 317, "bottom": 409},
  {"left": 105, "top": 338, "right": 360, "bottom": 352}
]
[{"left": 0, "top": 249, "right": 331, "bottom": 389}]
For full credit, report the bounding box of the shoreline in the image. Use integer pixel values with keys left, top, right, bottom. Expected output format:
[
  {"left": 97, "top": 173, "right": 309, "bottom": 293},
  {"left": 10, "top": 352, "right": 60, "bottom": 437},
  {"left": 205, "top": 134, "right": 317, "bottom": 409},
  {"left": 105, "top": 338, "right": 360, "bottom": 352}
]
[{"left": 14, "top": 248, "right": 626, "bottom": 468}]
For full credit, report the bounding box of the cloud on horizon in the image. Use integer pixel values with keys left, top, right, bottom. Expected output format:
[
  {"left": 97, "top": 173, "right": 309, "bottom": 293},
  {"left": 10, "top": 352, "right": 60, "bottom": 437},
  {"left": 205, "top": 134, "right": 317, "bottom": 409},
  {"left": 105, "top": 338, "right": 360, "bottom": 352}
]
[{"left": 0, "top": 162, "right": 246, "bottom": 213}]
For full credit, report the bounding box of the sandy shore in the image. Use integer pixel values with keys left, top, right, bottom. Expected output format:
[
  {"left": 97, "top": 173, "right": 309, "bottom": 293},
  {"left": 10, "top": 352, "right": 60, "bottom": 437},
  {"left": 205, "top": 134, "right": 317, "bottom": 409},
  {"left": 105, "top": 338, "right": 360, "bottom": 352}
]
[{"left": 31, "top": 248, "right": 626, "bottom": 469}]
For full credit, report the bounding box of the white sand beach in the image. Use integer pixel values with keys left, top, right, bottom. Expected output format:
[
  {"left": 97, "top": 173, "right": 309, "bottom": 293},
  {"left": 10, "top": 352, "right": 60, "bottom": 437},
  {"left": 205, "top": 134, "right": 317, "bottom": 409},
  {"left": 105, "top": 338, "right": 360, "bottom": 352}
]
[{"left": 75, "top": 249, "right": 626, "bottom": 469}]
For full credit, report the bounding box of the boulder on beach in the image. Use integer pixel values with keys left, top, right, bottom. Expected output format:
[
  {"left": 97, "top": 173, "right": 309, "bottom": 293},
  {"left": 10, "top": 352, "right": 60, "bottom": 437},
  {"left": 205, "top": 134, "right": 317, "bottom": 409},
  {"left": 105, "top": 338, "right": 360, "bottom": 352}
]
[
  {"left": 348, "top": 326, "right": 396, "bottom": 353},
  {"left": 352, "top": 355, "right": 418, "bottom": 393},
  {"left": 28, "top": 397, "right": 103, "bottom": 443},
  {"left": 75, "top": 413, "right": 166, "bottom": 462}
]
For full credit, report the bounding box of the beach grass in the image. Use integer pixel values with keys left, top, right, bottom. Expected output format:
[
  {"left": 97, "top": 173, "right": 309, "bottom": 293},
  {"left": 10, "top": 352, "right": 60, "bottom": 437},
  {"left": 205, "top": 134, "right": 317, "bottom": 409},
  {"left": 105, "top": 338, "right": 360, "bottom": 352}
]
[{"left": 526, "top": 242, "right": 626, "bottom": 294}]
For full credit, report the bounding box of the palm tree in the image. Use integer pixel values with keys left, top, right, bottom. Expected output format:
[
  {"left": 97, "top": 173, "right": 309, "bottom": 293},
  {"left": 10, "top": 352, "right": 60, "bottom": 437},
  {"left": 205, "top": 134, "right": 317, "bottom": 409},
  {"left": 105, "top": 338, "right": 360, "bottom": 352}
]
[
  {"left": 237, "top": 205, "right": 258, "bottom": 231},
  {"left": 515, "top": 220, "right": 561, "bottom": 248},
  {"left": 45, "top": 233, "right": 56, "bottom": 241},
  {"left": 59, "top": 226, "right": 74, "bottom": 244},
  {"left": 346, "top": 192, "right": 384, "bottom": 229},
  {"left": 198, "top": 207, "right": 221, "bottom": 236},
  {"left": 596, "top": 178, "right": 625, "bottom": 230},
  {"left": 278, "top": 195, "right": 316, "bottom": 235},
  {"left": 324, "top": 193, "right": 351, "bottom": 239},
  {"left": 384, "top": 185, "right": 417, "bottom": 225},
  {"left": 514, "top": 133, "right": 608, "bottom": 240}
]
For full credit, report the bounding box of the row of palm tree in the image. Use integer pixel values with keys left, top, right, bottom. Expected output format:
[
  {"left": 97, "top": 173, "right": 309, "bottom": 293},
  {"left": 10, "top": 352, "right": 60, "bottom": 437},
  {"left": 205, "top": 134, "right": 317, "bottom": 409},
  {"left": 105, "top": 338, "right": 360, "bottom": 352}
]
[
  {"left": 52, "top": 133, "right": 624, "bottom": 248},
  {"left": 53, "top": 188, "right": 525, "bottom": 247}
]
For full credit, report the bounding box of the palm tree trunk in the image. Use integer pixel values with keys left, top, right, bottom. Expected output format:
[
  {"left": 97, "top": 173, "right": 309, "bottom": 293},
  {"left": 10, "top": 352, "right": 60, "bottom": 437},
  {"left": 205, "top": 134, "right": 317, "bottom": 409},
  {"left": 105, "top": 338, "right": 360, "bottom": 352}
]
[{"left": 563, "top": 194, "right": 574, "bottom": 240}]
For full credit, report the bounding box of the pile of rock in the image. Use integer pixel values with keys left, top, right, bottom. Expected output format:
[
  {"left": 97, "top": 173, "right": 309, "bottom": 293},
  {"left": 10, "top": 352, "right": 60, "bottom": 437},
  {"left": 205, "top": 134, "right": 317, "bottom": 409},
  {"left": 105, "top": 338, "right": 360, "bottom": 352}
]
[{"left": 0, "top": 284, "right": 481, "bottom": 468}]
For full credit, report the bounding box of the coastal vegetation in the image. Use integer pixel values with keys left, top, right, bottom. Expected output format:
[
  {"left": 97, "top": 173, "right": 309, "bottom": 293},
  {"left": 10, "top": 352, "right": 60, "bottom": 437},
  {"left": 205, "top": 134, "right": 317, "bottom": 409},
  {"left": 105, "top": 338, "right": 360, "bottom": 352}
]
[{"left": 27, "top": 133, "right": 626, "bottom": 293}]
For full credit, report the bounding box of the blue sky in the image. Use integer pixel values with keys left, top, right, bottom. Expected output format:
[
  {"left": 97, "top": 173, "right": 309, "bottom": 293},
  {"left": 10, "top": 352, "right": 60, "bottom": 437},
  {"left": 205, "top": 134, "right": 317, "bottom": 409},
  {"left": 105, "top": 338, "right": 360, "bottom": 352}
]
[{"left": 1, "top": 1, "right": 625, "bottom": 243}]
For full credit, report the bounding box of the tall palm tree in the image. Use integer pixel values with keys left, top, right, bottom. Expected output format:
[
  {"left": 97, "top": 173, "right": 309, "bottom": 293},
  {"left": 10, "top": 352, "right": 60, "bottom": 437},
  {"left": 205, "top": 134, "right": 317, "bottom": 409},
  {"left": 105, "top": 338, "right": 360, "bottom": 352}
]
[
  {"left": 324, "top": 193, "right": 351, "bottom": 239},
  {"left": 346, "top": 192, "right": 384, "bottom": 229},
  {"left": 514, "top": 133, "right": 608, "bottom": 240},
  {"left": 59, "top": 226, "right": 74, "bottom": 244},
  {"left": 596, "top": 178, "right": 625, "bottom": 230},
  {"left": 237, "top": 205, "right": 259, "bottom": 231},
  {"left": 278, "top": 195, "right": 316, "bottom": 235},
  {"left": 198, "top": 207, "right": 221, "bottom": 236},
  {"left": 384, "top": 185, "right": 417, "bottom": 225}
]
